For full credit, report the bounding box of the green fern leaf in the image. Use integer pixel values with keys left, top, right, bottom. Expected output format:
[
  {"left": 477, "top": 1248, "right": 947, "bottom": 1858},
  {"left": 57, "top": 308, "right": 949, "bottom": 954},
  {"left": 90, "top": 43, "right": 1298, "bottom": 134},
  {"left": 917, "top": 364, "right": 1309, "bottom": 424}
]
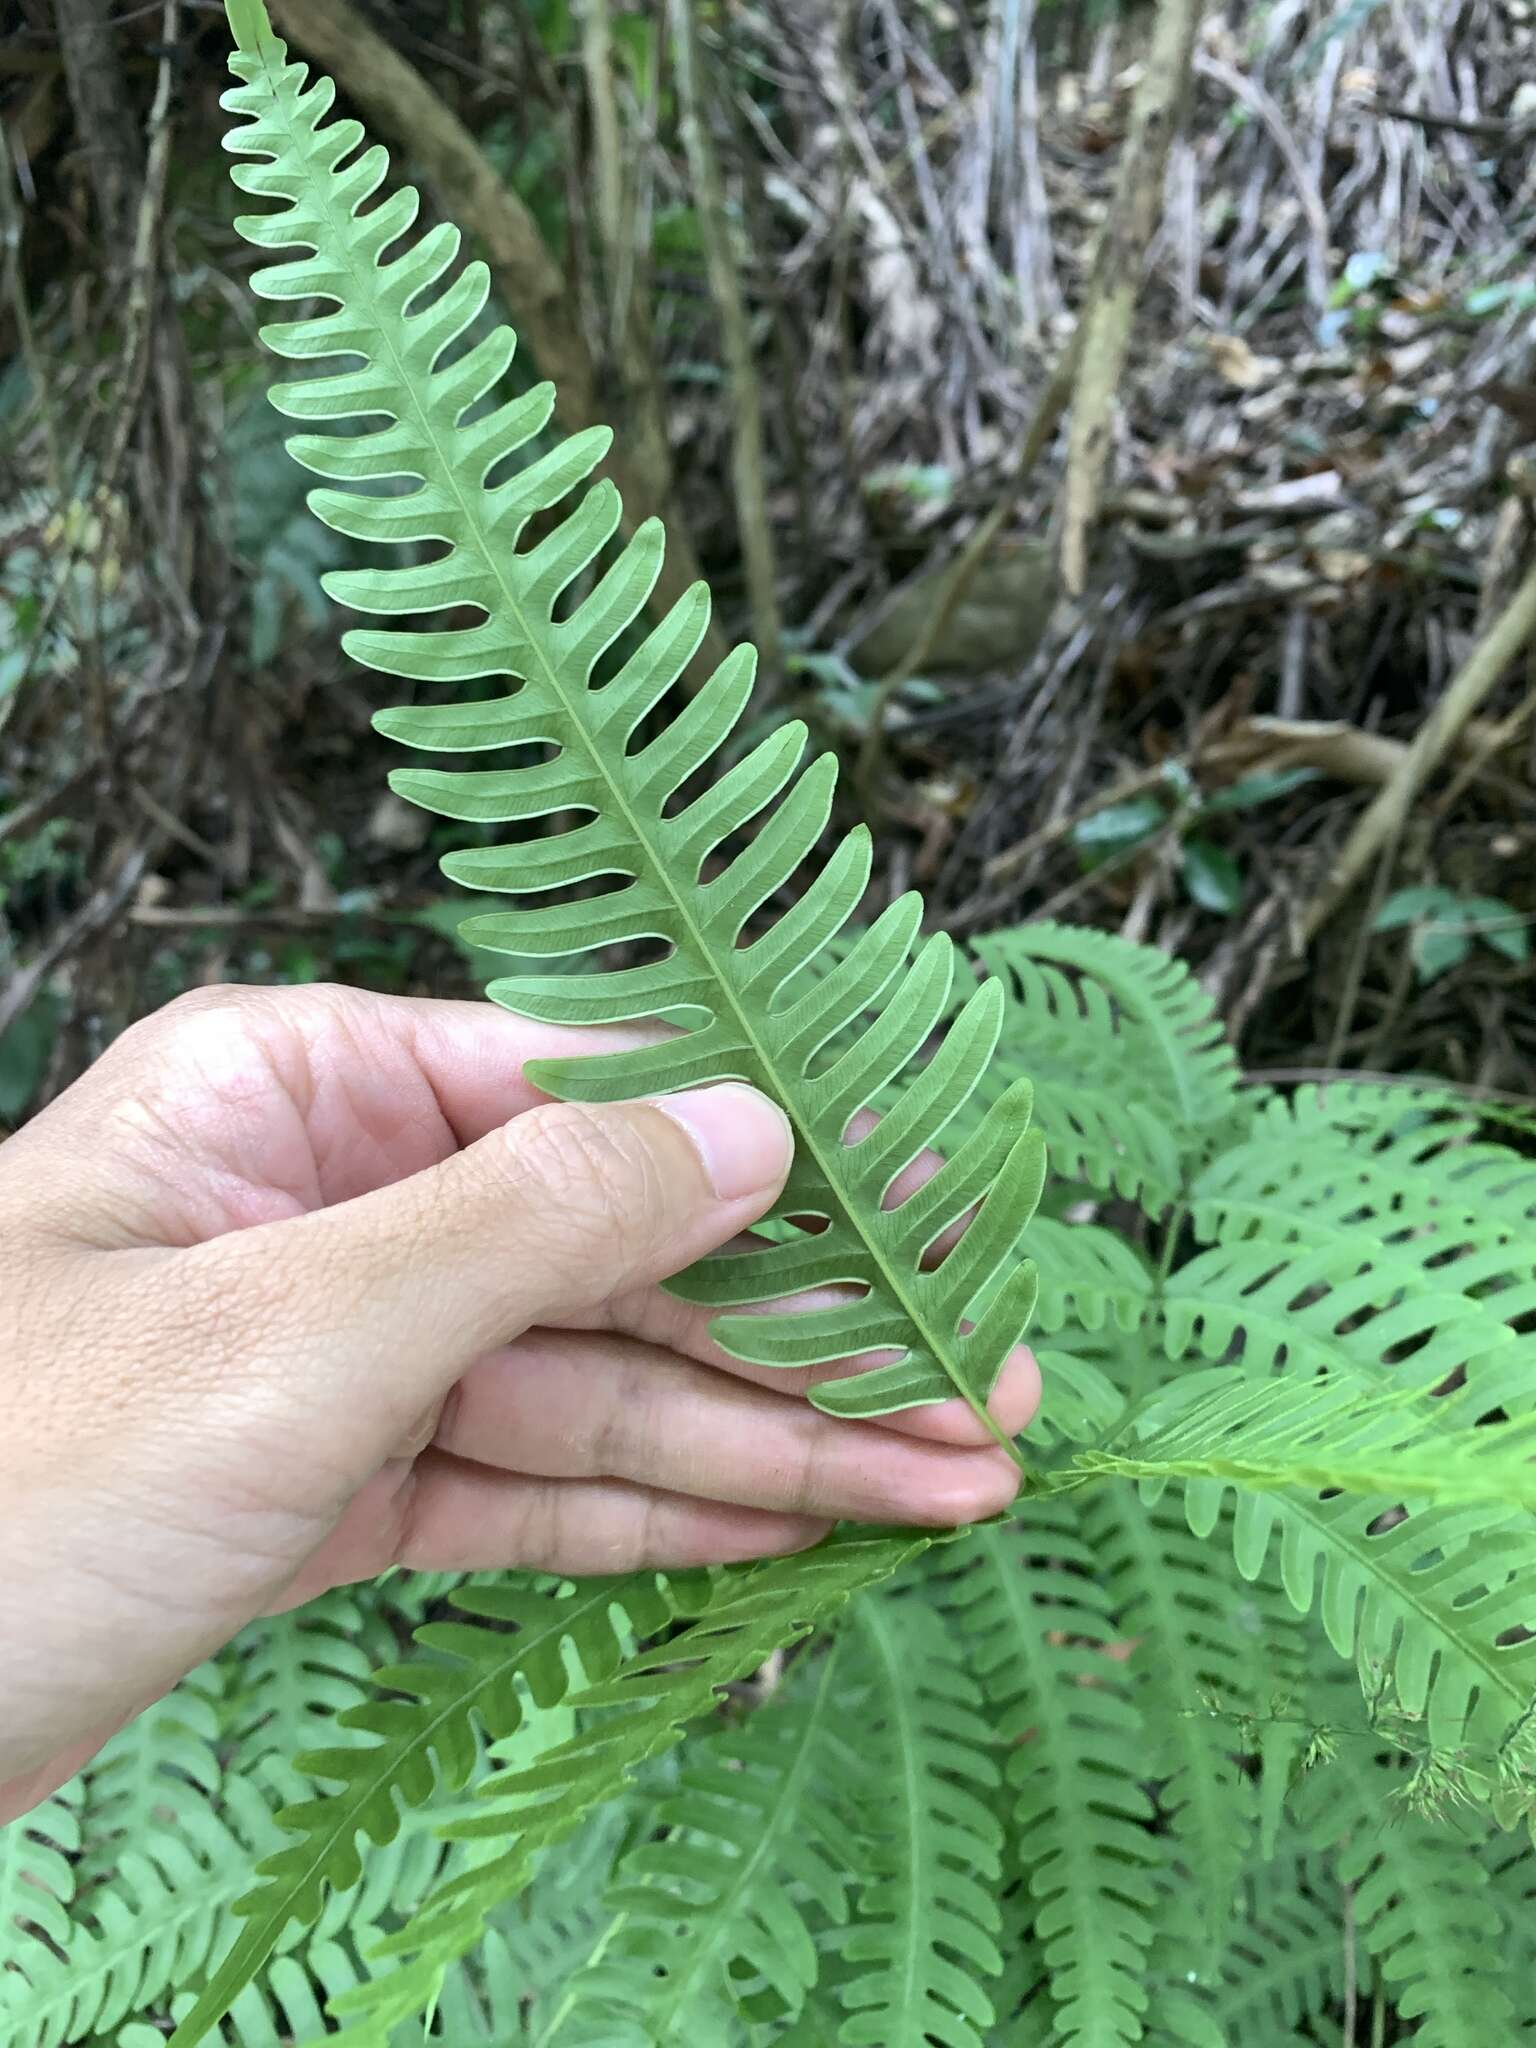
[
  {"left": 489, "top": 1800, "right": 638, "bottom": 2042},
  {"left": 225, "top": 1589, "right": 389, "bottom": 1771},
  {"left": 1020, "top": 1218, "right": 1153, "bottom": 1338},
  {"left": 980, "top": 1875, "right": 1045, "bottom": 2045},
  {"left": 0, "top": 1781, "right": 81, "bottom": 1977},
  {"left": 1080, "top": 1490, "right": 1258, "bottom": 1940},
  {"left": 967, "top": 923, "right": 1249, "bottom": 1209},
  {"left": 1144, "top": 1846, "right": 1343, "bottom": 2048},
  {"left": 553, "top": 1641, "right": 859, "bottom": 2040},
  {"left": 74, "top": 1676, "right": 225, "bottom": 1888},
  {"left": 933, "top": 1511, "right": 1161, "bottom": 2046},
  {"left": 0, "top": 1591, "right": 508, "bottom": 2048},
  {"left": 1297, "top": 1736, "right": 1517, "bottom": 2046},
  {"left": 1085, "top": 1371, "right": 1536, "bottom": 1511},
  {"left": 169, "top": 1572, "right": 666, "bottom": 2046},
  {"left": 835, "top": 1595, "right": 1005, "bottom": 2048},
  {"left": 1025, "top": 1336, "right": 1138, "bottom": 1455},
  {"left": 1179, "top": 1480, "right": 1536, "bottom": 1757},
  {"left": 0, "top": 1771, "right": 274, "bottom": 2048},
  {"left": 1483, "top": 1837, "right": 1536, "bottom": 2031},
  {"left": 172, "top": 1532, "right": 925, "bottom": 2046},
  {"left": 1163, "top": 1232, "right": 1535, "bottom": 1417},
  {"left": 217, "top": 4, "right": 1045, "bottom": 1443},
  {"left": 1177, "top": 1092, "right": 1536, "bottom": 1400}
]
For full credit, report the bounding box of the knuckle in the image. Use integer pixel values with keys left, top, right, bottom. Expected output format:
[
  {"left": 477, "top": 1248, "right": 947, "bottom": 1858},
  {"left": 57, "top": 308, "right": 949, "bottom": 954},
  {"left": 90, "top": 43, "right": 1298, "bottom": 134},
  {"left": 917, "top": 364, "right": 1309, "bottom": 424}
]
[
  {"left": 139, "top": 980, "right": 357, "bottom": 1057},
  {"left": 153, "top": 981, "right": 276, "bottom": 1036},
  {"left": 113, "top": 985, "right": 284, "bottom": 1097}
]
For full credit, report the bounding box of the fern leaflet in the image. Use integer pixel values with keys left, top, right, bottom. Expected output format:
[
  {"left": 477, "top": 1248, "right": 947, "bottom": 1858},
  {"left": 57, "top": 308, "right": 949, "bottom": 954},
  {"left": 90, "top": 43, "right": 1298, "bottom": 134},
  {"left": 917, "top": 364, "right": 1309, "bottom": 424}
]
[
  {"left": 171, "top": 1532, "right": 925, "bottom": 2044},
  {"left": 933, "top": 1511, "right": 1161, "bottom": 2046},
  {"left": 835, "top": 1594, "right": 1005, "bottom": 2048},
  {"left": 1297, "top": 1730, "right": 1518, "bottom": 2045},
  {"left": 551, "top": 1641, "right": 855, "bottom": 2039},
  {"left": 967, "top": 922, "right": 1249, "bottom": 1208}
]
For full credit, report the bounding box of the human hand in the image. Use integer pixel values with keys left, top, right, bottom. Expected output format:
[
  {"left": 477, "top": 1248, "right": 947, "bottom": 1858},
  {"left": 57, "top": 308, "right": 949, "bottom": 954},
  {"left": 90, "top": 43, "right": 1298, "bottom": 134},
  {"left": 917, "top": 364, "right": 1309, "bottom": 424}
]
[{"left": 0, "top": 983, "right": 1037, "bottom": 1822}]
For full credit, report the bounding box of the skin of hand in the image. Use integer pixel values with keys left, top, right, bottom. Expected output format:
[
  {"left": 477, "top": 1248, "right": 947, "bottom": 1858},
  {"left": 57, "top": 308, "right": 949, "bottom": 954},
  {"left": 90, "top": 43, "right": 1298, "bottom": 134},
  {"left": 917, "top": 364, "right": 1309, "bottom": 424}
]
[{"left": 0, "top": 982, "right": 1038, "bottom": 1825}]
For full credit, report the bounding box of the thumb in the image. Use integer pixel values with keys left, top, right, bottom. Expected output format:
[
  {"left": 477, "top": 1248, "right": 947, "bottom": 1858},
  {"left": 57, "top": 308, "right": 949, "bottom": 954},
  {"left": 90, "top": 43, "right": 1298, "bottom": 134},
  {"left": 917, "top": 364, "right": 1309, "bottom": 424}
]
[{"left": 191, "top": 1082, "right": 793, "bottom": 1457}]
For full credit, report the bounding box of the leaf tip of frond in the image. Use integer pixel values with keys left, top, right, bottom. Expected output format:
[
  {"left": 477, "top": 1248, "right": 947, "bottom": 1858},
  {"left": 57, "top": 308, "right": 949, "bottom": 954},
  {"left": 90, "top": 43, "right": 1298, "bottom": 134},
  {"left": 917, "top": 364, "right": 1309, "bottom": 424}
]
[
  {"left": 225, "top": 0, "right": 277, "bottom": 56},
  {"left": 994, "top": 1072, "right": 1037, "bottom": 1125}
]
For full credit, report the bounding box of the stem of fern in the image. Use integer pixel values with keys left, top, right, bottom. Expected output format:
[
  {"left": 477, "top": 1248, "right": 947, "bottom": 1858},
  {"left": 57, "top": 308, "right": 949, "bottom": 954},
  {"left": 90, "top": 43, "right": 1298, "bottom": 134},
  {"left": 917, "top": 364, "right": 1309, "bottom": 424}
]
[
  {"left": 1131, "top": 1195, "right": 1189, "bottom": 1410},
  {"left": 975, "top": 1406, "right": 1029, "bottom": 1476}
]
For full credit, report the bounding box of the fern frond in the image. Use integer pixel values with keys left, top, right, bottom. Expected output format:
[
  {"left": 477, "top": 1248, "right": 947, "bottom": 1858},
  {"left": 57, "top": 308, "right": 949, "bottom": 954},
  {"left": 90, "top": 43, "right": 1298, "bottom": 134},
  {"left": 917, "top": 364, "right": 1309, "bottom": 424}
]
[
  {"left": 169, "top": 1571, "right": 667, "bottom": 2045},
  {"left": 1144, "top": 1848, "right": 1343, "bottom": 2048},
  {"left": 1280, "top": 1075, "right": 1534, "bottom": 1159},
  {"left": 835, "top": 1596, "right": 1005, "bottom": 2048},
  {"left": 74, "top": 1676, "right": 225, "bottom": 1887},
  {"left": 1021, "top": 1219, "right": 1153, "bottom": 1338},
  {"left": 980, "top": 1878, "right": 1046, "bottom": 2046},
  {"left": 1182, "top": 1092, "right": 1536, "bottom": 1379},
  {"left": 1080, "top": 1489, "right": 1257, "bottom": 1939},
  {"left": 1179, "top": 1480, "right": 1536, "bottom": 1755},
  {"left": 1297, "top": 1736, "right": 1517, "bottom": 2046},
  {"left": 0, "top": 1780, "right": 81, "bottom": 1975},
  {"left": 0, "top": 1590, "right": 511, "bottom": 2048},
  {"left": 225, "top": 1589, "right": 388, "bottom": 1770},
  {"left": 1483, "top": 1837, "right": 1536, "bottom": 2031},
  {"left": 172, "top": 1531, "right": 925, "bottom": 2046},
  {"left": 489, "top": 1800, "right": 637, "bottom": 2042},
  {"left": 1027, "top": 1341, "right": 1133, "bottom": 1453},
  {"left": 967, "top": 923, "right": 1249, "bottom": 1210},
  {"left": 125, "top": 1924, "right": 538, "bottom": 2048},
  {"left": 1163, "top": 1231, "right": 1536, "bottom": 1416},
  {"left": 218, "top": 5, "right": 1045, "bottom": 1444},
  {"left": 1085, "top": 1371, "right": 1536, "bottom": 1511},
  {"left": 552, "top": 1641, "right": 857, "bottom": 2039},
  {"left": 933, "top": 1511, "right": 1161, "bottom": 2046},
  {"left": 0, "top": 1772, "right": 274, "bottom": 2048}
]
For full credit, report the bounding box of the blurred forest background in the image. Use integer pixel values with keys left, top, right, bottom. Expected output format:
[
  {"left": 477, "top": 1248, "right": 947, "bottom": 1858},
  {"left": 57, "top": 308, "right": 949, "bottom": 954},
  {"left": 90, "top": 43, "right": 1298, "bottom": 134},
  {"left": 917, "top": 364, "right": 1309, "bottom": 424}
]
[{"left": 3, "top": 0, "right": 1534, "bottom": 1125}]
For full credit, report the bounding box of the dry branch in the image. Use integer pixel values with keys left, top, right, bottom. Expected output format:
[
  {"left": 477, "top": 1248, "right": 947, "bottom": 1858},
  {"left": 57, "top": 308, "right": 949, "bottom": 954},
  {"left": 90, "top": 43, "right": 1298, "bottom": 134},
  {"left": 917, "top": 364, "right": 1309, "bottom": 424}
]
[
  {"left": 1059, "top": 0, "right": 1205, "bottom": 596},
  {"left": 1300, "top": 551, "right": 1536, "bottom": 944},
  {"left": 667, "top": 0, "right": 782, "bottom": 682}
]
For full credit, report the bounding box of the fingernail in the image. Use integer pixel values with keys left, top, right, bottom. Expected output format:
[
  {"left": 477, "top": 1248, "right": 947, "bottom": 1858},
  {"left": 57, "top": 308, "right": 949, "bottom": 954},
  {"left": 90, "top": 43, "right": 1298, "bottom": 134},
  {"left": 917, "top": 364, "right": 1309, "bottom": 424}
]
[{"left": 652, "top": 1083, "right": 794, "bottom": 1202}]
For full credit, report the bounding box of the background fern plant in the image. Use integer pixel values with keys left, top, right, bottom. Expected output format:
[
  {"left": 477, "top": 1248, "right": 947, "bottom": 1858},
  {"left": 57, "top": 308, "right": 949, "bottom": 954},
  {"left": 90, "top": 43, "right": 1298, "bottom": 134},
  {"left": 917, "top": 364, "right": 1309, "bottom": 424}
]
[{"left": 5, "top": 5, "right": 1536, "bottom": 2042}]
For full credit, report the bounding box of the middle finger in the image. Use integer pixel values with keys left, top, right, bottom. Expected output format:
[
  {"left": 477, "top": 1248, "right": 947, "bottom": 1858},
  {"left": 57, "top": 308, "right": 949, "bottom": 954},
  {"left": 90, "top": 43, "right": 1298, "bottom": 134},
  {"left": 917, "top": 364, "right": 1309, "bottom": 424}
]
[{"left": 437, "top": 1328, "right": 1023, "bottom": 1527}]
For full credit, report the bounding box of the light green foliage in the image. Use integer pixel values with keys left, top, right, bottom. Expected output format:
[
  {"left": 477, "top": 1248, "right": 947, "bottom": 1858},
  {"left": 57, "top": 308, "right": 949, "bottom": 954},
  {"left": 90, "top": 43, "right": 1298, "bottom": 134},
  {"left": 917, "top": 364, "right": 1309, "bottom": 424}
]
[
  {"left": 1080, "top": 1490, "right": 1259, "bottom": 1931},
  {"left": 1089, "top": 1370, "right": 1536, "bottom": 1509},
  {"left": 969, "top": 922, "right": 1246, "bottom": 1210},
  {"left": 551, "top": 1644, "right": 859, "bottom": 2038},
  {"left": 1295, "top": 1708, "right": 1520, "bottom": 2044},
  {"left": 9, "top": 5, "right": 1536, "bottom": 2042},
  {"left": 836, "top": 1597, "right": 1005, "bottom": 2047},
  {"left": 1144, "top": 1847, "right": 1344, "bottom": 2046},
  {"left": 935, "top": 1513, "right": 1161, "bottom": 2046}
]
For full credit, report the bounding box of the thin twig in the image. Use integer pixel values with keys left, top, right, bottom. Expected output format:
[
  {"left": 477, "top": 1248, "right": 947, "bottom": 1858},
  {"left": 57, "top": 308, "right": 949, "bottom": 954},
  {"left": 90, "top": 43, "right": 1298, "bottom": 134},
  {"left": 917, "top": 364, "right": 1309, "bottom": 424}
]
[
  {"left": 1301, "top": 550, "right": 1536, "bottom": 942},
  {"left": 0, "top": 848, "right": 149, "bottom": 1042},
  {"left": 667, "top": 0, "right": 783, "bottom": 683},
  {"left": 1059, "top": 0, "right": 1206, "bottom": 595}
]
